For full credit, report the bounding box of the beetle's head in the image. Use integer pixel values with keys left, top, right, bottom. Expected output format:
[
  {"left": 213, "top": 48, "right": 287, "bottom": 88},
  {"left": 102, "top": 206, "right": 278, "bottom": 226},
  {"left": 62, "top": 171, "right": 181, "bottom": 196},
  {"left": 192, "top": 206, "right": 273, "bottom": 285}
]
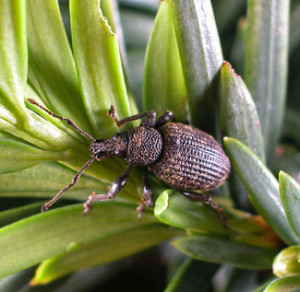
[{"left": 90, "top": 132, "right": 128, "bottom": 160}]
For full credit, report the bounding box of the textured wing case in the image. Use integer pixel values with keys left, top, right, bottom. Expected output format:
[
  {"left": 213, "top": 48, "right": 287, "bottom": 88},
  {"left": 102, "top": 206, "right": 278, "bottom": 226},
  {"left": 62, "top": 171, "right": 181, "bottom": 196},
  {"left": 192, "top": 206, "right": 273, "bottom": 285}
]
[{"left": 148, "top": 123, "right": 230, "bottom": 191}]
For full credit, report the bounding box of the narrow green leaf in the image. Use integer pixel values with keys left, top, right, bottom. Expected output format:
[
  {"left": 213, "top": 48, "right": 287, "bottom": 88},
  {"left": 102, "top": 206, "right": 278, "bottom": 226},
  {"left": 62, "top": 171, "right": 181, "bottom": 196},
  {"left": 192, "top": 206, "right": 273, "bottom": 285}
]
[
  {"left": 70, "top": 0, "right": 132, "bottom": 137},
  {"left": 245, "top": 0, "right": 290, "bottom": 161},
  {"left": 100, "top": 0, "right": 128, "bottom": 70},
  {"left": 173, "top": 235, "right": 275, "bottom": 270},
  {"left": 0, "top": 0, "right": 28, "bottom": 118},
  {"left": 0, "top": 139, "right": 67, "bottom": 173},
  {"left": 32, "top": 224, "right": 181, "bottom": 284},
  {"left": 26, "top": 0, "right": 92, "bottom": 133},
  {"left": 279, "top": 171, "right": 300, "bottom": 239},
  {"left": 220, "top": 61, "right": 263, "bottom": 161},
  {"left": 0, "top": 202, "right": 157, "bottom": 278},
  {"left": 0, "top": 98, "right": 81, "bottom": 151},
  {"left": 224, "top": 137, "right": 298, "bottom": 245},
  {"left": 0, "top": 161, "right": 139, "bottom": 201},
  {"left": 143, "top": 0, "right": 187, "bottom": 121},
  {"left": 0, "top": 203, "right": 42, "bottom": 228},
  {"left": 154, "top": 190, "right": 229, "bottom": 236},
  {"left": 273, "top": 246, "right": 300, "bottom": 277},
  {"left": 169, "top": 0, "right": 223, "bottom": 128},
  {"left": 263, "top": 276, "right": 300, "bottom": 292},
  {"left": 220, "top": 61, "right": 264, "bottom": 209}
]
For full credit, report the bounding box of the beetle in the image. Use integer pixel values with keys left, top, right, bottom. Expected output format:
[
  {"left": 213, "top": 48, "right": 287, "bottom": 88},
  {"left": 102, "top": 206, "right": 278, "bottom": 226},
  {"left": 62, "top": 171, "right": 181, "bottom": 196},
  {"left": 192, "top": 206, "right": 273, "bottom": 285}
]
[{"left": 28, "top": 99, "right": 230, "bottom": 219}]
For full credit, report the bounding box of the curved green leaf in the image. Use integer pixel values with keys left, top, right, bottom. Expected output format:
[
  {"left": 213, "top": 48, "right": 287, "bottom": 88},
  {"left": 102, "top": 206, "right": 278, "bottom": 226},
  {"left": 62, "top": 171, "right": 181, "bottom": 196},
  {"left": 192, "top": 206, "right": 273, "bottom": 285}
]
[
  {"left": 26, "top": 0, "right": 92, "bottom": 133},
  {"left": 70, "top": 0, "right": 132, "bottom": 137},
  {"left": 279, "top": 171, "right": 300, "bottom": 239},
  {"left": 0, "top": 1, "right": 78, "bottom": 151},
  {"left": 224, "top": 137, "right": 298, "bottom": 245},
  {"left": 1, "top": 100, "right": 81, "bottom": 151},
  {"left": 0, "top": 139, "right": 67, "bottom": 173},
  {"left": 263, "top": 276, "right": 300, "bottom": 292},
  {"left": 173, "top": 235, "right": 275, "bottom": 270},
  {"left": 0, "top": 0, "right": 28, "bottom": 118},
  {"left": 32, "top": 224, "right": 182, "bottom": 284},
  {"left": 0, "top": 202, "right": 157, "bottom": 278},
  {"left": 144, "top": 0, "right": 187, "bottom": 121},
  {"left": 154, "top": 190, "right": 229, "bottom": 236},
  {"left": 169, "top": 0, "right": 223, "bottom": 128},
  {"left": 273, "top": 246, "right": 300, "bottom": 277},
  {"left": 0, "top": 203, "right": 42, "bottom": 228},
  {"left": 245, "top": 0, "right": 290, "bottom": 161},
  {"left": 220, "top": 61, "right": 264, "bottom": 209},
  {"left": 221, "top": 62, "right": 264, "bottom": 161},
  {"left": 0, "top": 161, "right": 139, "bottom": 201}
]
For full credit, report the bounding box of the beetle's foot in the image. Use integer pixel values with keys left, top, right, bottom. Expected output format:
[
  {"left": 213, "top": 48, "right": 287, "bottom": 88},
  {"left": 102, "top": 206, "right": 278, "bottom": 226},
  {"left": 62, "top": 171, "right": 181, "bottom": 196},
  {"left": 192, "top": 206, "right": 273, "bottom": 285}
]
[
  {"left": 137, "top": 198, "right": 154, "bottom": 222},
  {"left": 107, "top": 105, "right": 115, "bottom": 118},
  {"left": 83, "top": 192, "right": 96, "bottom": 215},
  {"left": 41, "top": 203, "right": 49, "bottom": 213},
  {"left": 137, "top": 198, "right": 147, "bottom": 222},
  {"left": 108, "top": 106, "right": 121, "bottom": 127}
]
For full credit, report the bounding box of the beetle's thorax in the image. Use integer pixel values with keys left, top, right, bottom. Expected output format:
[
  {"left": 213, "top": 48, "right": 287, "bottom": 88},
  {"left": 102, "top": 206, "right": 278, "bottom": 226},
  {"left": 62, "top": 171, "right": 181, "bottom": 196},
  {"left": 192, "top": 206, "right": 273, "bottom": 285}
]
[
  {"left": 91, "top": 132, "right": 128, "bottom": 160},
  {"left": 126, "top": 126, "right": 163, "bottom": 166}
]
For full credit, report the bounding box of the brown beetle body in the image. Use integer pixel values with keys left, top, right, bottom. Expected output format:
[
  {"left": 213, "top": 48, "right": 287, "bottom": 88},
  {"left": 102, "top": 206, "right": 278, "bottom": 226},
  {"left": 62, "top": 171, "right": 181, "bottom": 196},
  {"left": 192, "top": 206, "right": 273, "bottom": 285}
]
[
  {"left": 28, "top": 98, "right": 230, "bottom": 218},
  {"left": 148, "top": 122, "right": 230, "bottom": 191}
]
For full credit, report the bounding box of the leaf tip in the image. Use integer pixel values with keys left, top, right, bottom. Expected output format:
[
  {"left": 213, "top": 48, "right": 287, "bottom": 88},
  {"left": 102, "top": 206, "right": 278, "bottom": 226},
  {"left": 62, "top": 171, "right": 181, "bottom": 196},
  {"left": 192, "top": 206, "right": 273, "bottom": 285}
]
[{"left": 222, "top": 61, "right": 242, "bottom": 79}]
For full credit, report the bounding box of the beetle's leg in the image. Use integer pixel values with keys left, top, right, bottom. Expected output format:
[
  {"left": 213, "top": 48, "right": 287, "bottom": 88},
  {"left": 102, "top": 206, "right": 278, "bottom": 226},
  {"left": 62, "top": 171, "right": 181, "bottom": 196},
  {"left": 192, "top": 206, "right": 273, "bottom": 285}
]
[
  {"left": 83, "top": 164, "right": 133, "bottom": 214},
  {"left": 155, "top": 110, "right": 175, "bottom": 128},
  {"left": 180, "top": 191, "right": 227, "bottom": 224},
  {"left": 41, "top": 157, "right": 96, "bottom": 212},
  {"left": 108, "top": 106, "right": 156, "bottom": 127},
  {"left": 137, "top": 169, "right": 154, "bottom": 221}
]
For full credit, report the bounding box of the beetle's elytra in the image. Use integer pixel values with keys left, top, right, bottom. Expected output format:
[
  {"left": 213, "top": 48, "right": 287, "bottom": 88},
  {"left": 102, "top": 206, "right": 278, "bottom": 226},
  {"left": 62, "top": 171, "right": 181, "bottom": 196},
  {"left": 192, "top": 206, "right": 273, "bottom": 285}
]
[{"left": 28, "top": 99, "right": 230, "bottom": 218}]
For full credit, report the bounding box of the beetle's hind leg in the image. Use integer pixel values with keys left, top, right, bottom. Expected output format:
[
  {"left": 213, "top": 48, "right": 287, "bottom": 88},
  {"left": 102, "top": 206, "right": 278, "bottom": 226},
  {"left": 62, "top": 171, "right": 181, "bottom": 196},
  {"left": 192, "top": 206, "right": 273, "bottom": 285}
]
[
  {"left": 180, "top": 191, "right": 227, "bottom": 224},
  {"left": 83, "top": 164, "right": 133, "bottom": 214}
]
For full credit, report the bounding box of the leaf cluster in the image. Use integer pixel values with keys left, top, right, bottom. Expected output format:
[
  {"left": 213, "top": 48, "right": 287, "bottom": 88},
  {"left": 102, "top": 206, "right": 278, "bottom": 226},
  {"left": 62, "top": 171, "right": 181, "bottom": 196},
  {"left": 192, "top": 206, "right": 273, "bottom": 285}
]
[{"left": 0, "top": 0, "right": 299, "bottom": 290}]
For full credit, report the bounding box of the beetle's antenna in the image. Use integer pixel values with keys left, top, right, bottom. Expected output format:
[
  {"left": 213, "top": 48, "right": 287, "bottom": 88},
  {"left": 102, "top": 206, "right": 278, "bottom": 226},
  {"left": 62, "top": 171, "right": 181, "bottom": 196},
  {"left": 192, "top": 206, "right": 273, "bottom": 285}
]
[
  {"left": 41, "top": 157, "right": 96, "bottom": 212},
  {"left": 27, "top": 99, "right": 96, "bottom": 142}
]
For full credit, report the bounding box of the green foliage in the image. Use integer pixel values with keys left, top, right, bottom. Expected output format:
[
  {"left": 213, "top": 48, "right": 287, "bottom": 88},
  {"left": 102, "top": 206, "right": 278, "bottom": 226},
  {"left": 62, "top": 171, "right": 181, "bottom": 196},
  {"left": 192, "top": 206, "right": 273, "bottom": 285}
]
[{"left": 0, "top": 0, "right": 299, "bottom": 290}]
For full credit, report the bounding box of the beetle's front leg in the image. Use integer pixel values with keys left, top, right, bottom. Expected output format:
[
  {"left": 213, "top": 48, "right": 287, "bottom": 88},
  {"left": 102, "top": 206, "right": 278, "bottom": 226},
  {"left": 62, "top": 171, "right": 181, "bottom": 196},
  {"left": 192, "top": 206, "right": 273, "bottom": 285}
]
[
  {"left": 83, "top": 164, "right": 133, "bottom": 214},
  {"left": 155, "top": 110, "right": 175, "bottom": 128},
  {"left": 108, "top": 106, "right": 156, "bottom": 127},
  {"left": 137, "top": 169, "right": 154, "bottom": 221}
]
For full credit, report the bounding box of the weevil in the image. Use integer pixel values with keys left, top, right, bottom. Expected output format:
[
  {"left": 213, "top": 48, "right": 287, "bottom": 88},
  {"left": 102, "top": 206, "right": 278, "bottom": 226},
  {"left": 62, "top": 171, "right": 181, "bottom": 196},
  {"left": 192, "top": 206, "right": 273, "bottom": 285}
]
[{"left": 28, "top": 99, "right": 230, "bottom": 219}]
